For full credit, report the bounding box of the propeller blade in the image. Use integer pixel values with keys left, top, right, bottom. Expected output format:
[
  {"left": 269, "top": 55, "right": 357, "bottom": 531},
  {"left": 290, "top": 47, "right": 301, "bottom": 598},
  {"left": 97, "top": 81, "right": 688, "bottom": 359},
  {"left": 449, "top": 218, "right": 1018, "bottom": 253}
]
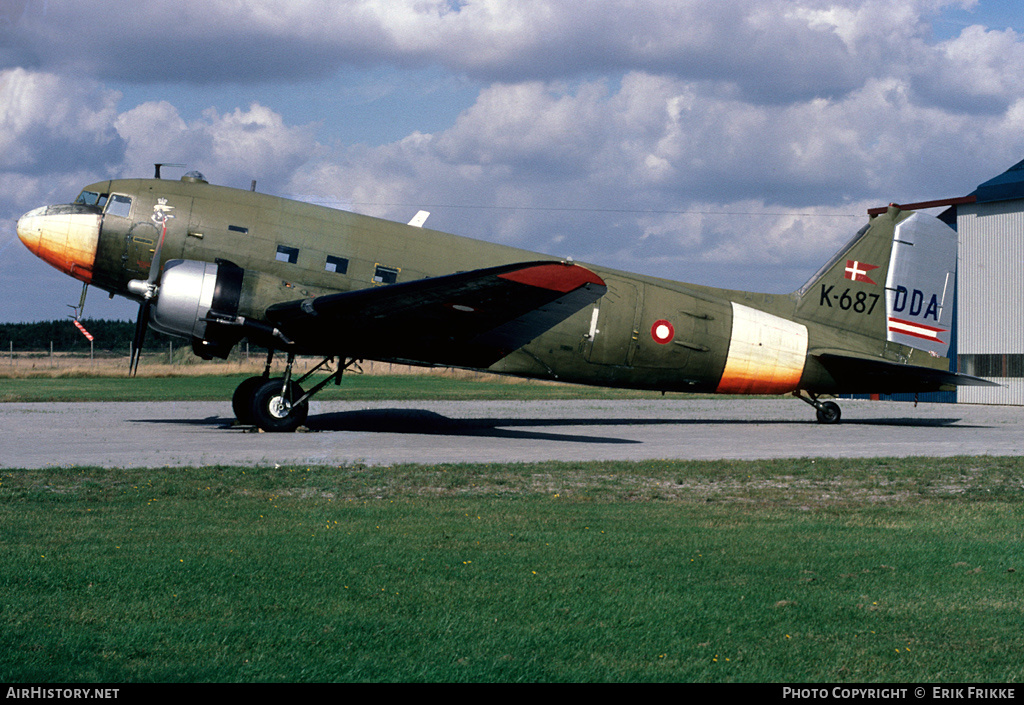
[
  {"left": 127, "top": 215, "right": 171, "bottom": 375},
  {"left": 129, "top": 300, "right": 150, "bottom": 376},
  {"left": 147, "top": 222, "right": 168, "bottom": 285}
]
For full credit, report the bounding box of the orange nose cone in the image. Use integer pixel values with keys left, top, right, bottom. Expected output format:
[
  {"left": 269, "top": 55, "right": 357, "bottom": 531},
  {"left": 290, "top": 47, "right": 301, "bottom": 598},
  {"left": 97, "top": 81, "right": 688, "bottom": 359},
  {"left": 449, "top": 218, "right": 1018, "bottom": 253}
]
[{"left": 17, "top": 207, "right": 100, "bottom": 283}]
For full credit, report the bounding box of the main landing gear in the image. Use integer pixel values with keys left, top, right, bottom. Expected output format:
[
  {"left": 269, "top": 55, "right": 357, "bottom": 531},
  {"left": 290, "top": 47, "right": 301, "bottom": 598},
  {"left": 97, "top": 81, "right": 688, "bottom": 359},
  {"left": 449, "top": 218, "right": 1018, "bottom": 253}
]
[
  {"left": 232, "top": 353, "right": 358, "bottom": 432},
  {"left": 795, "top": 391, "right": 842, "bottom": 424}
]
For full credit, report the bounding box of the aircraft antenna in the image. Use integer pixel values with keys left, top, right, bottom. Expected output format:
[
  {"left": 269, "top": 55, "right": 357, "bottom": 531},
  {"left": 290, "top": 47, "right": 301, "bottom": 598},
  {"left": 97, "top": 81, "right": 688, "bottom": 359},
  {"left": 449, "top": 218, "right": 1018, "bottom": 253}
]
[{"left": 154, "top": 163, "right": 186, "bottom": 179}]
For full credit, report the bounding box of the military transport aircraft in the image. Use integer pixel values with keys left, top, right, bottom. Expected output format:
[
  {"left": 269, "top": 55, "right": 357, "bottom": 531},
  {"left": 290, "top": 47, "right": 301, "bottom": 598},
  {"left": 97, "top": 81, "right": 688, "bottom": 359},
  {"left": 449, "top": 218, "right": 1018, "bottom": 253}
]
[{"left": 16, "top": 169, "right": 995, "bottom": 431}]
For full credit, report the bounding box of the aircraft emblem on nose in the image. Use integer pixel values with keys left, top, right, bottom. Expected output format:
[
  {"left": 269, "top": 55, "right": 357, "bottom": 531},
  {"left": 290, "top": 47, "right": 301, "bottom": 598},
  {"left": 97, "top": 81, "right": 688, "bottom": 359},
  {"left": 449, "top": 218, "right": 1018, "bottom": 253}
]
[{"left": 152, "top": 198, "right": 175, "bottom": 224}]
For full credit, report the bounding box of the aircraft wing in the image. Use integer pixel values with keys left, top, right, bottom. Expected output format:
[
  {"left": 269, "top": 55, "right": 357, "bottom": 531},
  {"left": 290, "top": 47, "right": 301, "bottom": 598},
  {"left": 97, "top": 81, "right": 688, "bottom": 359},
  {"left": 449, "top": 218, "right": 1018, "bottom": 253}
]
[
  {"left": 812, "top": 351, "right": 1000, "bottom": 394},
  {"left": 265, "top": 261, "right": 607, "bottom": 367}
]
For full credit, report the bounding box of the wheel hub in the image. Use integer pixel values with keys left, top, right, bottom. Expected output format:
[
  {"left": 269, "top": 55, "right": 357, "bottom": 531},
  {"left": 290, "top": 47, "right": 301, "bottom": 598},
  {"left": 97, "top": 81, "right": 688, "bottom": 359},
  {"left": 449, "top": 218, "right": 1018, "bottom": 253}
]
[{"left": 268, "top": 395, "right": 292, "bottom": 419}]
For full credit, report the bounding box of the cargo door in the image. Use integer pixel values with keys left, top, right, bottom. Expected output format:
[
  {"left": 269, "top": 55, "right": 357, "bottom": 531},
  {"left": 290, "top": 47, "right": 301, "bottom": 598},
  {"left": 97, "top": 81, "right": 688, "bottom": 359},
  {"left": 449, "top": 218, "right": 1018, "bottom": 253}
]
[{"left": 584, "top": 277, "right": 642, "bottom": 365}]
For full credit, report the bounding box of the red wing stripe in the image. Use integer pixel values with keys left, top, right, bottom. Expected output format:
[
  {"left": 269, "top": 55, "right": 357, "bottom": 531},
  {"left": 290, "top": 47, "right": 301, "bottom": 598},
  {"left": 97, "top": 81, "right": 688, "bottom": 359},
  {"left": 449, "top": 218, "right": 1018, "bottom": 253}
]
[{"left": 498, "top": 263, "right": 605, "bottom": 293}]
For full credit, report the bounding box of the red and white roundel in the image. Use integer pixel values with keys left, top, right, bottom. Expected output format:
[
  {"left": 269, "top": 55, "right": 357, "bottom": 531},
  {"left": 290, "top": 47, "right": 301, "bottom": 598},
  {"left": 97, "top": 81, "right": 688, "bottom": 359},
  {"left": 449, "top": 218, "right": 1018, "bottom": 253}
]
[{"left": 651, "top": 319, "right": 674, "bottom": 344}]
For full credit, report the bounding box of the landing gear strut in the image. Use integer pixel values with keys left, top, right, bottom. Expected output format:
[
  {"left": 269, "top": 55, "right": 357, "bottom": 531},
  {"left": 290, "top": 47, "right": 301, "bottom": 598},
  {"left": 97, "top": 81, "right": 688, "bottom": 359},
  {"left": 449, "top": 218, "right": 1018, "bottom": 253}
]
[
  {"left": 795, "top": 391, "right": 842, "bottom": 424},
  {"left": 233, "top": 354, "right": 358, "bottom": 432}
]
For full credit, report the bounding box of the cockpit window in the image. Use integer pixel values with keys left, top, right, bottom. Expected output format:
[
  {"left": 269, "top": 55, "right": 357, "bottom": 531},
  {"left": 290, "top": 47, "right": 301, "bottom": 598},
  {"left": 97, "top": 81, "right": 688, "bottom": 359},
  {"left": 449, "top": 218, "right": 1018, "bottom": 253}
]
[
  {"left": 105, "top": 194, "right": 133, "bottom": 218},
  {"left": 74, "top": 190, "right": 107, "bottom": 208}
]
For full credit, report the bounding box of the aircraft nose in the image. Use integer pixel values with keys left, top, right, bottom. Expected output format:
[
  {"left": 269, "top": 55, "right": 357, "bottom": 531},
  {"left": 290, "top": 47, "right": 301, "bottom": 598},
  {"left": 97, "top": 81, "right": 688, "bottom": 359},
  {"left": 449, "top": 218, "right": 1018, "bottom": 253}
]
[
  {"left": 16, "top": 205, "right": 101, "bottom": 283},
  {"left": 16, "top": 206, "right": 45, "bottom": 254}
]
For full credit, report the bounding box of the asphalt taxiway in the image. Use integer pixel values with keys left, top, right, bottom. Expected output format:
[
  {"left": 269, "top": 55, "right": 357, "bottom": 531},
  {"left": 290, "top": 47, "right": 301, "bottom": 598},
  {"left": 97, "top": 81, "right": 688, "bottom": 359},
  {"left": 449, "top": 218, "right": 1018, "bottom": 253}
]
[{"left": 2, "top": 398, "right": 1021, "bottom": 468}]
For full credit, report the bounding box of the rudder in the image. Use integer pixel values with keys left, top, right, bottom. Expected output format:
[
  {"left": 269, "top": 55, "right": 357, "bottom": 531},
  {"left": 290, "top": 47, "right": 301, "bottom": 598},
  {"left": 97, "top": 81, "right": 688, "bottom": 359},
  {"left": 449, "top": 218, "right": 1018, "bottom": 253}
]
[{"left": 883, "top": 212, "right": 957, "bottom": 357}]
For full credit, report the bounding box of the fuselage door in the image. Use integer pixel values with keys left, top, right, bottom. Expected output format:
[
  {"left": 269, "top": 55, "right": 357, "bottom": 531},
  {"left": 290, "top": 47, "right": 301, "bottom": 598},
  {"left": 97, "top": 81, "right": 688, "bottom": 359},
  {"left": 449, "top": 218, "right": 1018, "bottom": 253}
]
[
  {"left": 584, "top": 277, "right": 642, "bottom": 366},
  {"left": 98, "top": 193, "right": 148, "bottom": 278}
]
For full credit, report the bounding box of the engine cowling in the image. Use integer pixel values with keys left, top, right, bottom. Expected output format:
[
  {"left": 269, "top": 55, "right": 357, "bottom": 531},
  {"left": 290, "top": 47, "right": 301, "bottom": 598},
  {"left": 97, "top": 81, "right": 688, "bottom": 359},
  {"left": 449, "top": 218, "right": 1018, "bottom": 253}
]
[{"left": 148, "top": 259, "right": 244, "bottom": 358}]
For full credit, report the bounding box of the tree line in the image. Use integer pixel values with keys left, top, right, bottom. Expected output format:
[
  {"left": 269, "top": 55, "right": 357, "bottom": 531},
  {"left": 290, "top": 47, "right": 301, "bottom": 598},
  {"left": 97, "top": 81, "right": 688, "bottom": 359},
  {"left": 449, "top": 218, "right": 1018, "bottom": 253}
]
[{"left": 1, "top": 319, "right": 182, "bottom": 353}]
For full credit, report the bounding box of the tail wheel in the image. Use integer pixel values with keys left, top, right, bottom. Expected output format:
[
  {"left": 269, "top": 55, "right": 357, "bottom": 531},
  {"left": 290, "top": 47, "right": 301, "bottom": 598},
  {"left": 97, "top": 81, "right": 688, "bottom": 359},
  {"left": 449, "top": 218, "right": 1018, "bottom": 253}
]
[
  {"left": 250, "top": 378, "right": 308, "bottom": 432},
  {"left": 815, "top": 401, "right": 841, "bottom": 424},
  {"left": 231, "top": 376, "right": 266, "bottom": 425}
]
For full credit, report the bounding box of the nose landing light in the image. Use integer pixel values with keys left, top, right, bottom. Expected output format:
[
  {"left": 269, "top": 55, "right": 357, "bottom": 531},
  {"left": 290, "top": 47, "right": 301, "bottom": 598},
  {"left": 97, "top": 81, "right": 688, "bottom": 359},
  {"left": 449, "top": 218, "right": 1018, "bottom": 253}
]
[{"left": 17, "top": 205, "right": 101, "bottom": 283}]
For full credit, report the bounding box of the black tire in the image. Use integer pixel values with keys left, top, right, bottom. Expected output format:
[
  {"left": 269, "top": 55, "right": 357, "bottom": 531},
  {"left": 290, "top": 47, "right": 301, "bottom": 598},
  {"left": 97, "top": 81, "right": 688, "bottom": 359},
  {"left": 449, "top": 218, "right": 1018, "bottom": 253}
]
[
  {"left": 249, "top": 378, "right": 308, "bottom": 432},
  {"left": 815, "top": 401, "right": 841, "bottom": 424},
  {"left": 231, "top": 376, "right": 266, "bottom": 425}
]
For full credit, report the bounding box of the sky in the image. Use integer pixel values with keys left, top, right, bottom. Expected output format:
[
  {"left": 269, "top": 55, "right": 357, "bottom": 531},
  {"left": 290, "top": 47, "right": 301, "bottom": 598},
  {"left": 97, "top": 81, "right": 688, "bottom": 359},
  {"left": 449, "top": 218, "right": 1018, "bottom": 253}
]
[{"left": 2, "top": 0, "right": 1024, "bottom": 323}]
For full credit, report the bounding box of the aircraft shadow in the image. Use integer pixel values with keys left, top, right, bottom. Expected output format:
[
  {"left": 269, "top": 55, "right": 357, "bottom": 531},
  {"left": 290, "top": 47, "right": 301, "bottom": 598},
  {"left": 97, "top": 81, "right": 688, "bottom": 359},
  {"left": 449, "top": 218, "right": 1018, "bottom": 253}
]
[
  {"left": 305, "top": 409, "right": 641, "bottom": 444},
  {"left": 132, "top": 410, "right": 973, "bottom": 447},
  {"left": 132, "top": 410, "right": 640, "bottom": 444},
  {"left": 848, "top": 417, "right": 968, "bottom": 427},
  {"left": 302, "top": 408, "right": 971, "bottom": 437}
]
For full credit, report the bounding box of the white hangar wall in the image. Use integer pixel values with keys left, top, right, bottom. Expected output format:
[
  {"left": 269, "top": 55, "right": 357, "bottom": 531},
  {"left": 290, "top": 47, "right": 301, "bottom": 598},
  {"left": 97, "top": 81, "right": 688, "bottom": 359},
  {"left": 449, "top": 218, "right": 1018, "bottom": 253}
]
[{"left": 956, "top": 187, "right": 1024, "bottom": 404}]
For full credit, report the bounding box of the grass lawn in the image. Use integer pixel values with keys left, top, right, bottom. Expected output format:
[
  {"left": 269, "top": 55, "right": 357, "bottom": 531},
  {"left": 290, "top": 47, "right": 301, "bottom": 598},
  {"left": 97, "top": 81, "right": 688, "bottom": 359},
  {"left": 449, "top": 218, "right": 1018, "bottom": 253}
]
[
  {"left": 0, "top": 373, "right": 671, "bottom": 403},
  {"left": 2, "top": 457, "right": 1022, "bottom": 682}
]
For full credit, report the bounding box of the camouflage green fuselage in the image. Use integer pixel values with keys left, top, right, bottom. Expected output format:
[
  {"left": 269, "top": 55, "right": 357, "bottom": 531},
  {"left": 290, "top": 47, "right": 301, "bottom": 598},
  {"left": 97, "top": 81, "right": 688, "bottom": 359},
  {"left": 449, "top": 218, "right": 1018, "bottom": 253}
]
[{"left": 82, "top": 178, "right": 947, "bottom": 395}]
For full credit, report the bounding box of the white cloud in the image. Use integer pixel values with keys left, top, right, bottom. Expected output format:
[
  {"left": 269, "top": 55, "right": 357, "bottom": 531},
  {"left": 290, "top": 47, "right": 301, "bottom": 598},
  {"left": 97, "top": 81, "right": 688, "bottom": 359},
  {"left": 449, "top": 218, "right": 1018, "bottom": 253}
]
[
  {"left": 5, "top": 1, "right": 1024, "bottom": 320},
  {"left": 0, "top": 68, "right": 123, "bottom": 172},
  {"left": 5, "top": 1, "right": 1002, "bottom": 103},
  {"left": 282, "top": 61, "right": 1024, "bottom": 290},
  {"left": 114, "top": 101, "right": 318, "bottom": 190},
  {"left": 911, "top": 24, "right": 1024, "bottom": 113}
]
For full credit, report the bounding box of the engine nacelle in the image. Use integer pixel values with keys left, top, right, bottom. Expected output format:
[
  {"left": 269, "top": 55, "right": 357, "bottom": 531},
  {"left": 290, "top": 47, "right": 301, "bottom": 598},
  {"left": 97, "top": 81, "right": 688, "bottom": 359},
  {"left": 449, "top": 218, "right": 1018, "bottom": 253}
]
[{"left": 149, "top": 259, "right": 244, "bottom": 358}]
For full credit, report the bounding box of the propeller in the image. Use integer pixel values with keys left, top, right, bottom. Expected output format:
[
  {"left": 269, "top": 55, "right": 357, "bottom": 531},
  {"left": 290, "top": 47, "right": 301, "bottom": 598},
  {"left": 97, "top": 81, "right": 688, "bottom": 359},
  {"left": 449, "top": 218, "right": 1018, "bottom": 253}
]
[
  {"left": 127, "top": 203, "right": 173, "bottom": 375},
  {"left": 129, "top": 294, "right": 151, "bottom": 376}
]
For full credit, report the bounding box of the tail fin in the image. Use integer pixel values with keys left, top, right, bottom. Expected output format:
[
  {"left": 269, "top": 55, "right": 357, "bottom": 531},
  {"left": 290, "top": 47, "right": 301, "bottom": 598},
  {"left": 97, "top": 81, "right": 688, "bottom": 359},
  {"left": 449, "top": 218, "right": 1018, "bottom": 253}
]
[{"left": 795, "top": 207, "right": 956, "bottom": 358}]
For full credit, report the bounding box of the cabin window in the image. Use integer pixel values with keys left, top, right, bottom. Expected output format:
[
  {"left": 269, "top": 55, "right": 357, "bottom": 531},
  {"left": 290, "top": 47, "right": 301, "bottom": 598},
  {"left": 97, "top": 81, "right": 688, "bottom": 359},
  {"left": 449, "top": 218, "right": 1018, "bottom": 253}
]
[
  {"left": 228, "top": 225, "right": 249, "bottom": 234},
  {"left": 105, "top": 194, "right": 133, "bottom": 218},
  {"left": 276, "top": 245, "right": 299, "bottom": 264},
  {"left": 374, "top": 265, "right": 399, "bottom": 284},
  {"left": 325, "top": 255, "right": 349, "bottom": 274}
]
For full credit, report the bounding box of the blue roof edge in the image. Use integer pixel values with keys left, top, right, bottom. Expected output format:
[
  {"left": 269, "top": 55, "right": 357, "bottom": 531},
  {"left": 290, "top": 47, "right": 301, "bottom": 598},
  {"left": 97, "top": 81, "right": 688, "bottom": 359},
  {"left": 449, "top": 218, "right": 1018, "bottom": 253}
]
[{"left": 972, "top": 158, "right": 1024, "bottom": 203}]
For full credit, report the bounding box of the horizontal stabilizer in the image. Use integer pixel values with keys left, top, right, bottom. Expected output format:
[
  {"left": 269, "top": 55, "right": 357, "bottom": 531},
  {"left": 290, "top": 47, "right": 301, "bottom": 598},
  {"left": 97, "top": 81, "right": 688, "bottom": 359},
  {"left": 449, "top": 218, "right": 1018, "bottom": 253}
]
[{"left": 813, "top": 351, "right": 1000, "bottom": 394}]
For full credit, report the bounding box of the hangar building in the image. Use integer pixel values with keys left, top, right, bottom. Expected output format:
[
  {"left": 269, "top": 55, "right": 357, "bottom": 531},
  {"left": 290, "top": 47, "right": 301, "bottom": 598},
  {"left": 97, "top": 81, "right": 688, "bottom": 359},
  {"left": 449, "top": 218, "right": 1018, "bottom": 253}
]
[
  {"left": 856, "top": 158, "right": 1024, "bottom": 405},
  {"left": 955, "top": 158, "right": 1024, "bottom": 404}
]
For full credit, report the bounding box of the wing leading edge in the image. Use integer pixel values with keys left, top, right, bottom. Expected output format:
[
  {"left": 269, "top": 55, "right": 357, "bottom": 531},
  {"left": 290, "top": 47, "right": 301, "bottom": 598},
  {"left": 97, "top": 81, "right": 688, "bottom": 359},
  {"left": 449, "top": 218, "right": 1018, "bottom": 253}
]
[{"left": 265, "top": 261, "right": 607, "bottom": 367}]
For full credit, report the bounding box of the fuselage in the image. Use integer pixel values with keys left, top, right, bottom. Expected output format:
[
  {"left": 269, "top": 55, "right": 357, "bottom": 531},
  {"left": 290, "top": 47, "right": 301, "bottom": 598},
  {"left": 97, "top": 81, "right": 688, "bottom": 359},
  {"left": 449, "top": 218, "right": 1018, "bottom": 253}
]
[{"left": 16, "top": 175, "right": 918, "bottom": 396}]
